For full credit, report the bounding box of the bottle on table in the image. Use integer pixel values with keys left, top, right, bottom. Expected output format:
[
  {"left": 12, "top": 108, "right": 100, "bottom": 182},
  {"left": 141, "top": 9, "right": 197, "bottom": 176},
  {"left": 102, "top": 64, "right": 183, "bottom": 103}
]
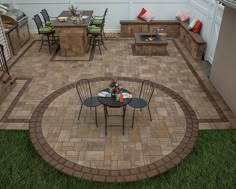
[
  {"left": 119, "top": 93, "right": 123, "bottom": 103},
  {"left": 116, "top": 93, "right": 120, "bottom": 101}
]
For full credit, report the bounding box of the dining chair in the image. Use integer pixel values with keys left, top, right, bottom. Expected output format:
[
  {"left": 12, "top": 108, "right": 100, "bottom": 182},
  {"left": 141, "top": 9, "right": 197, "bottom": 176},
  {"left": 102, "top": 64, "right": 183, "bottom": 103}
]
[
  {"left": 128, "top": 80, "right": 154, "bottom": 128},
  {"left": 90, "top": 8, "right": 108, "bottom": 40},
  {"left": 87, "top": 16, "right": 107, "bottom": 54},
  {"left": 32, "top": 14, "right": 57, "bottom": 54},
  {"left": 40, "top": 9, "right": 56, "bottom": 26},
  {"left": 76, "top": 79, "right": 101, "bottom": 127}
]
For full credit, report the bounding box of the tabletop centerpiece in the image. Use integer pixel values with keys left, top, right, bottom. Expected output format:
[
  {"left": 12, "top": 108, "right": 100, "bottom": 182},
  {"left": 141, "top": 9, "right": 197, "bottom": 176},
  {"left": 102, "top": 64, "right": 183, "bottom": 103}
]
[
  {"left": 69, "top": 4, "right": 78, "bottom": 17},
  {"left": 109, "top": 78, "right": 122, "bottom": 97}
]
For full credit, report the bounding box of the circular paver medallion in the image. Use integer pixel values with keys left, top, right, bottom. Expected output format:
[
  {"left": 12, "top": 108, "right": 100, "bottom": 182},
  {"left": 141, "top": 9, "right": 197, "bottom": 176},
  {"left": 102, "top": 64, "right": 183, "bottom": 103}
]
[{"left": 29, "top": 76, "right": 199, "bottom": 182}]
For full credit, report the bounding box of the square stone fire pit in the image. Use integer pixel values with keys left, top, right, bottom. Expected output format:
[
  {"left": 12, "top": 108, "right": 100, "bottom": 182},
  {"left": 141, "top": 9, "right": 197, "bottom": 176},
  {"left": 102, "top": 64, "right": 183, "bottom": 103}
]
[{"left": 134, "top": 33, "right": 168, "bottom": 56}]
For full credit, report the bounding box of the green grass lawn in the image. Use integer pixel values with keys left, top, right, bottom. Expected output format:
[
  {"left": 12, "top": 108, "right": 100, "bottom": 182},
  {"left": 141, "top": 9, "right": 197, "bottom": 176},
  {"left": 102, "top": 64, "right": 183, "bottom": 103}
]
[{"left": 0, "top": 130, "right": 235, "bottom": 189}]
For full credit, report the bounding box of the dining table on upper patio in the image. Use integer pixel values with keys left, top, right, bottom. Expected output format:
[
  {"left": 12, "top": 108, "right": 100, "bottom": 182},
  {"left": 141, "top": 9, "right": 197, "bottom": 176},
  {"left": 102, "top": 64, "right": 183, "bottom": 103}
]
[{"left": 52, "top": 10, "right": 93, "bottom": 57}]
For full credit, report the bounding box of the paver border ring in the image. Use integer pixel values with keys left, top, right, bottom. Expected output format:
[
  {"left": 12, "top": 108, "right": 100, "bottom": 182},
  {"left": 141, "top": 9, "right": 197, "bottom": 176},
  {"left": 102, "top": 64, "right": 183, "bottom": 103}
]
[{"left": 29, "top": 76, "right": 199, "bottom": 183}]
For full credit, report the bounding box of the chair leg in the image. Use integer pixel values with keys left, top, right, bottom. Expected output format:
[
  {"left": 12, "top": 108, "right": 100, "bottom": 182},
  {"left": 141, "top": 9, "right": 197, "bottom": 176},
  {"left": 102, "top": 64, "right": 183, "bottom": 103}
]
[
  {"left": 104, "top": 106, "right": 107, "bottom": 136},
  {"left": 100, "top": 35, "right": 107, "bottom": 50},
  {"left": 52, "top": 34, "right": 57, "bottom": 46},
  {"left": 92, "top": 36, "right": 97, "bottom": 51},
  {"left": 95, "top": 106, "right": 98, "bottom": 127},
  {"left": 132, "top": 108, "right": 135, "bottom": 128},
  {"left": 87, "top": 36, "right": 92, "bottom": 53},
  {"left": 147, "top": 105, "right": 152, "bottom": 121},
  {"left": 78, "top": 104, "right": 83, "bottom": 120},
  {"left": 98, "top": 39, "right": 102, "bottom": 55},
  {"left": 55, "top": 36, "right": 60, "bottom": 46},
  {"left": 101, "top": 32, "right": 104, "bottom": 42},
  {"left": 103, "top": 31, "right": 107, "bottom": 40},
  {"left": 39, "top": 35, "right": 44, "bottom": 52},
  {"left": 47, "top": 35, "right": 51, "bottom": 54}
]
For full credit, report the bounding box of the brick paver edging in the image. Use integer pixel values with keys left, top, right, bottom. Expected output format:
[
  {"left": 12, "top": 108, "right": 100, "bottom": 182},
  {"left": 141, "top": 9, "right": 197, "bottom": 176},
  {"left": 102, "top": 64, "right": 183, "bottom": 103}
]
[{"left": 29, "top": 76, "right": 199, "bottom": 183}]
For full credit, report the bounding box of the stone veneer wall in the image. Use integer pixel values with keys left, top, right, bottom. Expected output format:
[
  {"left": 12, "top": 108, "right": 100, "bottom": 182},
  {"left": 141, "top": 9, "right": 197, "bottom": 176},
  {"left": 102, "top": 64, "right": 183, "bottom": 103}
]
[
  {"left": 54, "top": 27, "right": 88, "bottom": 57},
  {"left": 120, "top": 20, "right": 206, "bottom": 60},
  {"left": 179, "top": 22, "right": 206, "bottom": 60},
  {"left": 120, "top": 20, "right": 180, "bottom": 38}
]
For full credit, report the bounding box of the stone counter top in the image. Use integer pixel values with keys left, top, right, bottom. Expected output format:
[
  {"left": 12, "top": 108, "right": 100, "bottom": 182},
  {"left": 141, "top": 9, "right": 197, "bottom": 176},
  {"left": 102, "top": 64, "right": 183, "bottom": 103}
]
[{"left": 52, "top": 10, "right": 93, "bottom": 27}]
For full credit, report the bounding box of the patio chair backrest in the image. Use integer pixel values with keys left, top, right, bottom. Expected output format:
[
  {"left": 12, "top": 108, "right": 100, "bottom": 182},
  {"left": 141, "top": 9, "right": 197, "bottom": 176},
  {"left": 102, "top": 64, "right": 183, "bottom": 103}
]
[
  {"left": 103, "top": 8, "right": 108, "bottom": 17},
  {"left": 32, "top": 14, "right": 43, "bottom": 34},
  {"left": 139, "top": 80, "right": 154, "bottom": 105},
  {"left": 40, "top": 9, "right": 50, "bottom": 24},
  {"left": 103, "top": 8, "right": 108, "bottom": 26},
  {"left": 76, "top": 79, "right": 93, "bottom": 104},
  {"left": 100, "top": 15, "right": 106, "bottom": 31}
]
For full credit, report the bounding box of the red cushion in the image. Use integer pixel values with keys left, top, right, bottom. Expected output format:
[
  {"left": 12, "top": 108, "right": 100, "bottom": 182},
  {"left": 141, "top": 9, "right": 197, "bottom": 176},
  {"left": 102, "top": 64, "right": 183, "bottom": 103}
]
[
  {"left": 192, "top": 20, "right": 202, "bottom": 33},
  {"left": 137, "top": 8, "right": 147, "bottom": 19}
]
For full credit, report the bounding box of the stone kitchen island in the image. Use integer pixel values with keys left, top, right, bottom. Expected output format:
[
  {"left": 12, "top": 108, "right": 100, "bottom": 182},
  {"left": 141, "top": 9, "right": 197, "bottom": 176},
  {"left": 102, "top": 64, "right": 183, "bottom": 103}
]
[{"left": 52, "top": 10, "right": 93, "bottom": 57}]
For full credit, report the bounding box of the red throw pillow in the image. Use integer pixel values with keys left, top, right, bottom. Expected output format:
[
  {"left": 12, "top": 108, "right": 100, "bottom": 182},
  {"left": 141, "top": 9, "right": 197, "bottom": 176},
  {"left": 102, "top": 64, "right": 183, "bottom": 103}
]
[
  {"left": 137, "top": 8, "right": 147, "bottom": 19},
  {"left": 192, "top": 20, "right": 202, "bottom": 33}
]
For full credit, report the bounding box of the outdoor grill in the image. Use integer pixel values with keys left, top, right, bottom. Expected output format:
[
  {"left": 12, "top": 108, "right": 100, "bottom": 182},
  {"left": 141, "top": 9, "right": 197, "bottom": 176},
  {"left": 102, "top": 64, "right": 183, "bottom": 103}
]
[{"left": 1, "top": 8, "right": 30, "bottom": 55}]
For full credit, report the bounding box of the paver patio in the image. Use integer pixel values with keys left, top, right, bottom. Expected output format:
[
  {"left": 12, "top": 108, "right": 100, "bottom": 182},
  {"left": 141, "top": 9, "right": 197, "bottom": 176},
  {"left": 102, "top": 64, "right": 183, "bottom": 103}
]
[{"left": 0, "top": 36, "right": 235, "bottom": 182}]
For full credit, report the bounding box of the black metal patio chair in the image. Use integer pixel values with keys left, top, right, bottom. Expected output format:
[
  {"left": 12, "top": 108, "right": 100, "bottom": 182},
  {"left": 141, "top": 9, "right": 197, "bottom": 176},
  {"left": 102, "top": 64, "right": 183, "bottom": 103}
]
[
  {"left": 128, "top": 80, "right": 154, "bottom": 128},
  {"left": 40, "top": 9, "right": 56, "bottom": 26},
  {"left": 76, "top": 79, "right": 101, "bottom": 127},
  {"left": 90, "top": 8, "right": 108, "bottom": 40},
  {"left": 32, "top": 14, "right": 57, "bottom": 54},
  {"left": 87, "top": 15, "right": 107, "bottom": 54}
]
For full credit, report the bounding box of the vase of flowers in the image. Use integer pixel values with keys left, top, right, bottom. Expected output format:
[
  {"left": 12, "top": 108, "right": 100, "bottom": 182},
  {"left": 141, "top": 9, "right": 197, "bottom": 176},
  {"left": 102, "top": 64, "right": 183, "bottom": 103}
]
[
  {"left": 69, "top": 4, "right": 78, "bottom": 17},
  {"left": 109, "top": 78, "right": 121, "bottom": 97}
]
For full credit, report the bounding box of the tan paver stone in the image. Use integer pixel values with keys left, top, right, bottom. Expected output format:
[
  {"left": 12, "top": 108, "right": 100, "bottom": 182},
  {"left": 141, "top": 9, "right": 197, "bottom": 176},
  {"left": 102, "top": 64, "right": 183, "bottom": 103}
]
[
  {"left": 142, "top": 146, "right": 162, "bottom": 156},
  {"left": 199, "top": 123, "right": 212, "bottom": 130},
  {"left": 118, "top": 161, "right": 131, "bottom": 169},
  {"left": 85, "top": 151, "right": 105, "bottom": 161}
]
